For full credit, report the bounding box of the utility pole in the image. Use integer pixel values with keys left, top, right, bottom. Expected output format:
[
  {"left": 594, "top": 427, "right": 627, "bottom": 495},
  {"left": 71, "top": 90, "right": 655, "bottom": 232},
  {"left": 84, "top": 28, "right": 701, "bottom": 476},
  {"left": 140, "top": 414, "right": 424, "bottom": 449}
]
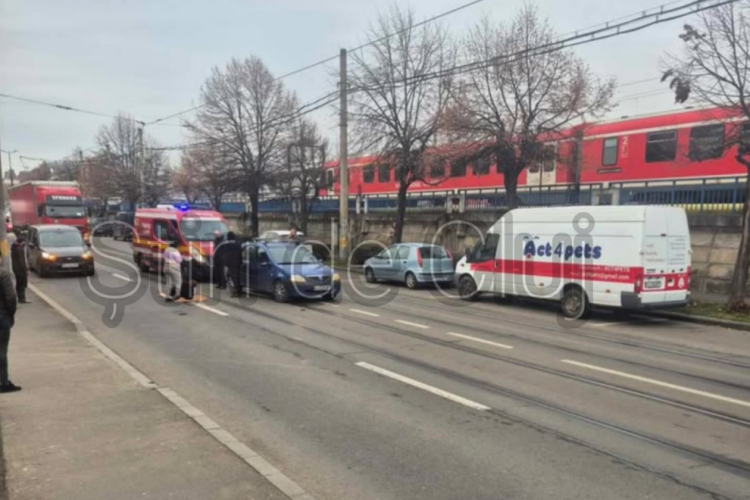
[
  {"left": 137, "top": 124, "right": 145, "bottom": 209},
  {"left": 338, "top": 48, "right": 349, "bottom": 261},
  {"left": 1, "top": 150, "right": 17, "bottom": 187}
]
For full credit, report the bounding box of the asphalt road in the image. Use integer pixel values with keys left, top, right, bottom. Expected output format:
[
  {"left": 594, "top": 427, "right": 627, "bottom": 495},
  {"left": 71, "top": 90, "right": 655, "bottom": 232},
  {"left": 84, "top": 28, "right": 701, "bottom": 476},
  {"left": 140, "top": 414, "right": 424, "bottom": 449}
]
[{"left": 26, "top": 236, "right": 750, "bottom": 500}]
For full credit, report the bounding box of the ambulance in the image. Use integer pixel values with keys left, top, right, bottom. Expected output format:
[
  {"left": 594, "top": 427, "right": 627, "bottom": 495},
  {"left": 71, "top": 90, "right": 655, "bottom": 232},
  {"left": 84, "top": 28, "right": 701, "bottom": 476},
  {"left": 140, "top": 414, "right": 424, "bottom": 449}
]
[
  {"left": 455, "top": 206, "right": 691, "bottom": 318},
  {"left": 132, "top": 205, "right": 228, "bottom": 280}
]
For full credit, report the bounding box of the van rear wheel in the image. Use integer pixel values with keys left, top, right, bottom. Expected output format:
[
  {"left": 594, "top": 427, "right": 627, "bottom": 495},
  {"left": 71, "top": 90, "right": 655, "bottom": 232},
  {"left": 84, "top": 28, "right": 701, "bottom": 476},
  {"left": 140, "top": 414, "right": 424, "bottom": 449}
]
[
  {"left": 458, "top": 275, "right": 480, "bottom": 301},
  {"left": 561, "top": 286, "right": 591, "bottom": 319}
]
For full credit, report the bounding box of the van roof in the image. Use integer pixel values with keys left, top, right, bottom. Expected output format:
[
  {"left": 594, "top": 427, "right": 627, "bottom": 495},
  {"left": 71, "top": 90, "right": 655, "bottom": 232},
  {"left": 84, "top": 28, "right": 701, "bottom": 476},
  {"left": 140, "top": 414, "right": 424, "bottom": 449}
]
[{"left": 497, "top": 206, "right": 683, "bottom": 224}]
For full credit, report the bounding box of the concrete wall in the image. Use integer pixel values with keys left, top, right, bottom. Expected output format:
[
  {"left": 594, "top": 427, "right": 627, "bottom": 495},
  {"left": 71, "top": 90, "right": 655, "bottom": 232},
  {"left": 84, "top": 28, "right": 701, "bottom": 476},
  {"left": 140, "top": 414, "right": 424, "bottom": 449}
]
[{"left": 226, "top": 210, "right": 746, "bottom": 295}]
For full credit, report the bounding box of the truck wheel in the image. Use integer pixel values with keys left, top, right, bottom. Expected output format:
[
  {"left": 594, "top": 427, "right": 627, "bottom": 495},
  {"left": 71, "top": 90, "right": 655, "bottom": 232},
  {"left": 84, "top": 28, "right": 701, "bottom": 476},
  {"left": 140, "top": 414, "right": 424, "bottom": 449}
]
[
  {"left": 458, "top": 275, "right": 480, "bottom": 301},
  {"left": 561, "top": 286, "right": 591, "bottom": 319},
  {"left": 138, "top": 256, "right": 150, "bottom": 273}
]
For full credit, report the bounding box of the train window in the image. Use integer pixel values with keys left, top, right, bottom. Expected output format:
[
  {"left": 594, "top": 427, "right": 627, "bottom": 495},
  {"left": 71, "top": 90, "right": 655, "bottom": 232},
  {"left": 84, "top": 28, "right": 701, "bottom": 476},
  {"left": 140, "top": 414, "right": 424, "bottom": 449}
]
[
  {"left": 739, "top": 123, "right": 750, "bottom": 155},
  {"left": 645, "top": 130, "right": 677, "bottom": 162},
  {"left": 542, "top": 146, "right": 556, "bottom": 172},
  {"left": 325, "top": 169, "right": 335, "bottom": 187},
  {"left": 602, "top": 137, "right": 618, "bottom": 166},
  {"left": 363, "top": 165, "right": 375, "bottom": 184},
  {"left": 430, "top": 159, "right": 445, "bottom": 178},
  {"left": 450, "top": 158, "right": 467, "bottom": 177},
  {"left": 689, "top": 124, "right": 725, "bottom": 161},
  {"left": 378, "top": 164, "right": 390, "bottom": 183},
  {"left": 473, "top": 156, "right": 491, "bottom": 175}
]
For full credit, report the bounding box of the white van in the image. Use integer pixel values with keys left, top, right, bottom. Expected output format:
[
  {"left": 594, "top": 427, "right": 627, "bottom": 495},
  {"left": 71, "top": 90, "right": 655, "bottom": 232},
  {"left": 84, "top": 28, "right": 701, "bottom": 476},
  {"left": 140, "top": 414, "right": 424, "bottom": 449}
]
[{"left": 455, "top": 206, "right": 691, "bottom": 318}]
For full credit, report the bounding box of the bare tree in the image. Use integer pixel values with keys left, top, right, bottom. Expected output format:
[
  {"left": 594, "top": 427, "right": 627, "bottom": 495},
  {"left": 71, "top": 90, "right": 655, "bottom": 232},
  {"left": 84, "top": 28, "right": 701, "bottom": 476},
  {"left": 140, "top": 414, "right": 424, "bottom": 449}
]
[
  {"left": 446, "top": 8, "right": 615, "bottom": 208},
  {"left": 663, "top": 1, "right": 750, "bottom": 310},
  {"left": 186, "top": 56, "right": 297, "bottom": 236},
  {"left": 79, "top": 153, "right": 118, "bottom": 214},
  {"left": 95, "top": 114, "right": 166, "bottom": 208},
  {"left": 178, "top": 144, "right": 239, "bottom": 210},
  {"left": 348, "top": 6, "right": 455, "bottom": 243},
  {"left": 272, "top": 118, "right": 328, "bottom": 234}
]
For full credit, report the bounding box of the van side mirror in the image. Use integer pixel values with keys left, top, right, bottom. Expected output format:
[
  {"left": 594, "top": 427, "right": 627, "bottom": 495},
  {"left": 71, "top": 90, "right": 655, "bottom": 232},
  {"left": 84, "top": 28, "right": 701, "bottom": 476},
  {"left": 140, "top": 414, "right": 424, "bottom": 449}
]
[{"left": 465, "top": 246, "right": 473, "bottom": 263}]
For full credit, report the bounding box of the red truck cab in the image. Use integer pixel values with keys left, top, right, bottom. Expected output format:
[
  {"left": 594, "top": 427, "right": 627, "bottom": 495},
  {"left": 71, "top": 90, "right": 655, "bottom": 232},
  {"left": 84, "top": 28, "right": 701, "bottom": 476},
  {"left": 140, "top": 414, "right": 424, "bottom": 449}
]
[{"left": 9, "top": 181, "right": 89, "bottom": 240}]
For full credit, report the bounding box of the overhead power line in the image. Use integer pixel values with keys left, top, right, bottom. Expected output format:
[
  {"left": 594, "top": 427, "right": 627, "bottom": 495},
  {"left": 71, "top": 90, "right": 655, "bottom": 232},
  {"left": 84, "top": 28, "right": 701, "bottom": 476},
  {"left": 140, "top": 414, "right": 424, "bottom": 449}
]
[
  {"left": 146, "top": 0, "right": 489, "bottom": 125},
  {"left": 0, "top": 92, "right": 144, "bottom": 123}
]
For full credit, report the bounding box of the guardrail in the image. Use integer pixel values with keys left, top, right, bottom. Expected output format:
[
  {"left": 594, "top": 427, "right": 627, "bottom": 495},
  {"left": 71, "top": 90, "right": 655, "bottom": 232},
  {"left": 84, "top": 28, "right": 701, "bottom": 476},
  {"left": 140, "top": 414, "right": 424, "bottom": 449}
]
[{"left": 612, "top": 177, "right": 747, "bottom": 214}]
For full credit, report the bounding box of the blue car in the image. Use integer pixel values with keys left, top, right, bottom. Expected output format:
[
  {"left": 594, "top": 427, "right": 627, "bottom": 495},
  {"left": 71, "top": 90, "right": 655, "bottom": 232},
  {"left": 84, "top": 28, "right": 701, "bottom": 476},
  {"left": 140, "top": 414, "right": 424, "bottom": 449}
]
[
  {"left": 238, "top": 241, "right": 341, "bottom": 302},
  {"left": 364, "top": 243, "right": 454, "bottom": 289}
]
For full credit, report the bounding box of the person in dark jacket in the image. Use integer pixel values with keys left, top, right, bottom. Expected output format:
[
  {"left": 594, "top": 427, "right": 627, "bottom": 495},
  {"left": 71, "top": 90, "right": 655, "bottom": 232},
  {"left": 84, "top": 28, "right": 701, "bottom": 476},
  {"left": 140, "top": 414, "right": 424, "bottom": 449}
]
[
  {"left": 213, "top": 232, "right": 227, "bottom": 290},
  {"left": 11, "top": 233, "right": 30, "bottom": 304},
  {"left": 223, "top": 232, "right": 243, "bottom": 297},
  {"left": 0, "top": 253, "right": 20, "bottom": 393}
]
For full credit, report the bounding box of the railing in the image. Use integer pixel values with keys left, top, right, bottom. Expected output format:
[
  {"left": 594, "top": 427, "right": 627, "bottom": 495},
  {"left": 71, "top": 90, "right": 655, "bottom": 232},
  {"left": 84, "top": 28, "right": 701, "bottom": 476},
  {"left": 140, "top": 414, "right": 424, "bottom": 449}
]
[{"left": 611, "top": 177, "right": 746, "bottom": 214}]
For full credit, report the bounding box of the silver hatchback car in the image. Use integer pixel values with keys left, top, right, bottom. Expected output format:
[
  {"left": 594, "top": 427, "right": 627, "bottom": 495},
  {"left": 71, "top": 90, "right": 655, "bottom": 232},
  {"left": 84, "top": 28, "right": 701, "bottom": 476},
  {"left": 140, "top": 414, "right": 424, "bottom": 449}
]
[{"left": 364, "top": 243, "right": 454, "bottom": 289}]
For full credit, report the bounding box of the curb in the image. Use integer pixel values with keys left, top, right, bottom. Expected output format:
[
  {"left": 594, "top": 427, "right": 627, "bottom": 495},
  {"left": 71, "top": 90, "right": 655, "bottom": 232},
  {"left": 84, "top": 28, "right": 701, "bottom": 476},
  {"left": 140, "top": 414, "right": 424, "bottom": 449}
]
[
  {"left": 28, "top": 284, "right": 318, "bottom": 500},
  {"left": 639, "top": 309, "right": 750, "bottom": 333}
]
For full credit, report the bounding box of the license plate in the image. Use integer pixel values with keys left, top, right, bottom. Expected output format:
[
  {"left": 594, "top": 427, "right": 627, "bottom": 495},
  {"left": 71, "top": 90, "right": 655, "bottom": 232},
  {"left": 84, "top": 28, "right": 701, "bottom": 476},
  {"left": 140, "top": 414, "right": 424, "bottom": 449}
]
[
  {"left": 314, "top": 285, "right": 329, "bottom": 291},
  {"left": 62, "top": 263, "right": 79, "bottom": 269},
  {"left": 644, "top": 278, "right": 663, "bottom": 289}
]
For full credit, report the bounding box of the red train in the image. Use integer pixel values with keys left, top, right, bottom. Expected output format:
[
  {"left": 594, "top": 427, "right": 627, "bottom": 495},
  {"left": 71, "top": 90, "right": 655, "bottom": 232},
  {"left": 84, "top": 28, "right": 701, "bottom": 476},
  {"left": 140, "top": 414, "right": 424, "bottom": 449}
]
[{"left": 323, "top": 107, "right": 748, "bottom": 196}]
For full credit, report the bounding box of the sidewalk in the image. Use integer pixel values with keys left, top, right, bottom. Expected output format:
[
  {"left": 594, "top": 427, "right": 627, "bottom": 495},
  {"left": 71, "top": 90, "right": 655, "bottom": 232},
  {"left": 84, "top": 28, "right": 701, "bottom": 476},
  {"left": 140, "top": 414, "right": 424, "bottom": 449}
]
[{"left": 0, "top": 294, "right": 288, "bottom": 500}]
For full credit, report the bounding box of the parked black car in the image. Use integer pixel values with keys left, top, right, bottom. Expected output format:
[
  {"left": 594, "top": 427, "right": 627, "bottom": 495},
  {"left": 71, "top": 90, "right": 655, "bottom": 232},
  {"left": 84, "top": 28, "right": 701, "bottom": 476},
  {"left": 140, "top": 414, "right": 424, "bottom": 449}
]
[
  {"left": 27, "top": 225, "right": 95, "bottom": 277},
  {"left": 112, "top": 211, "right": 135, "bottom": 241},
  {"left": 90, "top": 217, "right": 114, "bottom": 237}
]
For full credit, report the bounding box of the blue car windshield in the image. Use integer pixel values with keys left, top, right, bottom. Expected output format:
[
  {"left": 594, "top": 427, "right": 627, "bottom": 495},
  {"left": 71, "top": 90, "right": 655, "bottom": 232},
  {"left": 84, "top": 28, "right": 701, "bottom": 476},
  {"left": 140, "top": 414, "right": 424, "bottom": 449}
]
[{"left": 267, "top": 245, "right": 319, "bottom": 265}]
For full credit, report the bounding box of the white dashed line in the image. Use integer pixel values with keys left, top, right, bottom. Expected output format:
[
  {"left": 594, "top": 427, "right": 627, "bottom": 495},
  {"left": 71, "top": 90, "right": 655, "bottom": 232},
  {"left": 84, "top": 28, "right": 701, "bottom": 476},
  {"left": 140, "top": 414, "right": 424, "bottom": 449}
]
[
  {"left": 350, "top": 308, "right": 380, "bottom": 317},
  {"left": 193, "top": 303, "right": 230, "bottom": 317},
  {"left": 395, "top": 319, "right": 429, "bottom": 329},
  {"left": 447, "top": 332, "right": 513, "bottom": 349},
  {"left": 562, "top": 360, "right": 750, "bottom": 409},
  {"left": 356, "top": 362, "right": 490, "bottom": 411},
  {"left": 112, "top": 273, "right": 132, "bottom": 282}
]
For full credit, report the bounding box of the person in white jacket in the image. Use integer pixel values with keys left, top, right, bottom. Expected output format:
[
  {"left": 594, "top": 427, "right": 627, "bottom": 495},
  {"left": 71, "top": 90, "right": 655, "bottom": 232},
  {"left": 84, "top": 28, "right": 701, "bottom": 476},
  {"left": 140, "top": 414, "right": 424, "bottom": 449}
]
[{"left": 163, "top": 240, "right": 183, "bottom": 302}]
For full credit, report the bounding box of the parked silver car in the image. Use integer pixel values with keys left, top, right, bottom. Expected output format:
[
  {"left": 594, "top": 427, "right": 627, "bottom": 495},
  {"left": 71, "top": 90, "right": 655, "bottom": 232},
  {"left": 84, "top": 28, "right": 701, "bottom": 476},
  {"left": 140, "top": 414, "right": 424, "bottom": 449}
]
[{"left": 364, "top": 243, "right": 454, "bottom": 289}]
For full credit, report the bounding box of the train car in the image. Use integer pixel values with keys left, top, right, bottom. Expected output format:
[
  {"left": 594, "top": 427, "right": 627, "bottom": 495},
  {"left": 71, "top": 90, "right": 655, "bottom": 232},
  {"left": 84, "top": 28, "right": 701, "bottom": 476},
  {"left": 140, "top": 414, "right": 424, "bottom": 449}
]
[{"left": 322, "top": 107, "right": 747, "bottom": 196}]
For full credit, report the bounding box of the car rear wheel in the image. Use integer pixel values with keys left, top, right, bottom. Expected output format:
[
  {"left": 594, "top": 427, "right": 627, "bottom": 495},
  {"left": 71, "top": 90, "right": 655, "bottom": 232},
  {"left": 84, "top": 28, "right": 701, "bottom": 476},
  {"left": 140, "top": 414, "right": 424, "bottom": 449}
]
[
  {"left": 364, "top": 267, "right": 376, "bottom": 283},
  {"left": 273, "top": 280, "right": 289, "bottom": 303},
  {"left": 561, "top": 286, "right": 591, "bottom": 319},
  {"left": 405, "top": 272, "right": 418, "bottom": 289},
  {"left": 458, "top": 275, "right": 480, "bottom": 301}
]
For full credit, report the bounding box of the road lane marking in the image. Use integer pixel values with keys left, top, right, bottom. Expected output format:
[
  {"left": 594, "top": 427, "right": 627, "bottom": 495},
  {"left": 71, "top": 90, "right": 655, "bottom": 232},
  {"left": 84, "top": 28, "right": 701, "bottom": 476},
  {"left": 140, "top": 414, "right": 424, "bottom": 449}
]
[
  {"left": 355, "top": 362, "right": 490, "bottom": 411},
  {"left": 28, "top": 283, "right": 318, "bottom": 500},
  {"left": 112, "top": 273, "right": 132, "bottom": 282},
  {"left": 395, "top": 319, "right": 429, "bottom": 329},
  {"left": 447, "top": 332, "right": 513, "bottom": 349},
  {"left": 350, "top": 308, "right": 380, "bottom": 317},
  {"left": 562, "top": 360, "right": 750, "bottom": 409},
  {"left": 193, "top": 303, "right": 229, "bottom": 317}
]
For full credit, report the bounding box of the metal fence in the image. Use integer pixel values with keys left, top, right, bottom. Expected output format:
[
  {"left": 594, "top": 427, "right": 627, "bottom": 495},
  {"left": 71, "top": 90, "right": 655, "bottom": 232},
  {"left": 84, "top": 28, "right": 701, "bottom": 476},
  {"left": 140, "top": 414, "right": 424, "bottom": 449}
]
[{"left": 612, "top": 177, "right": 747, "bottom": 214}]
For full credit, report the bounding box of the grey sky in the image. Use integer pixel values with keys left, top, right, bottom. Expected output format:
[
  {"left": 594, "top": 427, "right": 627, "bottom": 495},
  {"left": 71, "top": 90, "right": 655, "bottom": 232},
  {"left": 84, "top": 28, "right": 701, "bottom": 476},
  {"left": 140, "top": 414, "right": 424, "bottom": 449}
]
[{"left": 0, "top": 0, "right": 690, "bottom": 172}]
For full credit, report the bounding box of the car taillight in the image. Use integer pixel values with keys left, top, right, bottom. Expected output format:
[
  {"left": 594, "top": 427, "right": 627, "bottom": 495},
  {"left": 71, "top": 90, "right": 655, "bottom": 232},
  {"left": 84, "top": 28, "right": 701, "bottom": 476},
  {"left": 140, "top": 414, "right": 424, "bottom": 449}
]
[
  {"left": 416, "top": 250, "right": 423, "bottom": 267},
  {"left": 634, "top": 274, "right": 643, "bottom": 294}
]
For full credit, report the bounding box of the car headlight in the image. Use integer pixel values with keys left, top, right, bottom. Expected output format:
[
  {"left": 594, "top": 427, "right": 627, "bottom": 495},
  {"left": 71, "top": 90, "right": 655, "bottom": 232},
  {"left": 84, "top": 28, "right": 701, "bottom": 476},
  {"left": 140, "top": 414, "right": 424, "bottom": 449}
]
[
  {"left": 82, "top": 251, "right": 93, "bottom": 260},
  {"left": 41, "top": 252, "right": 56, "bottom": 261},
  {"left": 332, "top": 273, "right": 341, "bottom": 282},
  {"left": 290, "top": 274, "right": 306, "bottom": 284},
  {"left": 190, "top": 246, "right": 206, "bottom": 264}
]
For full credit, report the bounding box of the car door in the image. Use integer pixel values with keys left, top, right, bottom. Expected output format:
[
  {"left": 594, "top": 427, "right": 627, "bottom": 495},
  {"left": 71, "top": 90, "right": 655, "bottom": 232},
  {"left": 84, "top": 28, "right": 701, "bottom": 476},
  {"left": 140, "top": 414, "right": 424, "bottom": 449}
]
[
  {"left": 255, "top": 246, "right": 274, "bottom": 292},
  {"left": 370, "top": 245, "right": 399, "bottom": 280},
  {"left": 240, "top": 244, "right": 258, "bottom": 291},
  {"left": 394, "top": 245, "right": 411, "bottom": 281}
]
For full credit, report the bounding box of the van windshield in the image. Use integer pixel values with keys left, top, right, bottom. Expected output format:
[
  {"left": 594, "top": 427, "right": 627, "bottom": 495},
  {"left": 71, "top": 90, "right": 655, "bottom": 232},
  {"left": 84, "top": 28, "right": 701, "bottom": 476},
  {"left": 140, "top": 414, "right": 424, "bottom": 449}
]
[
  {"left": 40, "top": 231, "right": 83, "bottom": 248},
  {"left": 180, "top": 219, "right": 228, "bottom": 241}
]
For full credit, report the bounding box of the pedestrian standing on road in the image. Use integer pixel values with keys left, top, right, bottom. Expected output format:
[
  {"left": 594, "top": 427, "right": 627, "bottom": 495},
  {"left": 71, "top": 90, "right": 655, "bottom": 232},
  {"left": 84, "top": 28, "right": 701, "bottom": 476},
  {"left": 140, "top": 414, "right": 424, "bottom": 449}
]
[
  {"left": 0, "top": 253, "right": 20, "bottom": 393},
  {"left": 213, "top": 232, "right": 227, "bottom": 290},
  {"left": 163, "top": 240, "right": 183, "bottom": 302},
  {"left": 223, "top": 232, "right": 243, "bottom": 297},
  {"left": 11, "top": 232, "right": 30, "bottom": 304}
]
